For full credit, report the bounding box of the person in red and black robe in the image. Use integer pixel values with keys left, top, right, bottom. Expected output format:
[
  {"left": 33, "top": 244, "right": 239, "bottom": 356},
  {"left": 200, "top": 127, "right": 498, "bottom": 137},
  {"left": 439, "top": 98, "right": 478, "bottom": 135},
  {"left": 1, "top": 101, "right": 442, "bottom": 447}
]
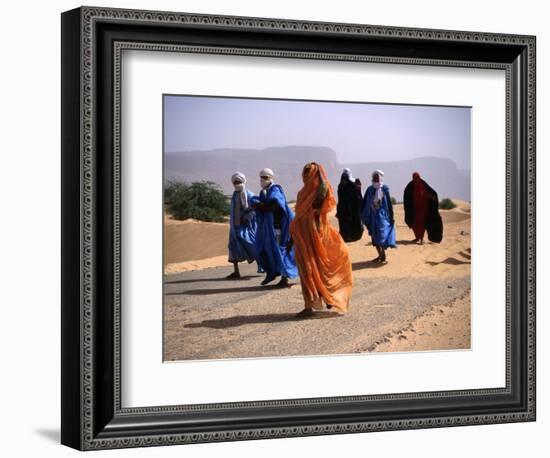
[{"left": 403, "top": 172, "right": 443, "bottom": 244}]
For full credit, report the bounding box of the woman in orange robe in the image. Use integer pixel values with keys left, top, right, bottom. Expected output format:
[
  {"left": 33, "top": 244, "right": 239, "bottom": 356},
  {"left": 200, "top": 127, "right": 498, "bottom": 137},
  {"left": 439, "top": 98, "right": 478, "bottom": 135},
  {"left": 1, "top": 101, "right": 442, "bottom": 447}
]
[{"left": 288, "top": 162, "right": 353, "bottom": 317}]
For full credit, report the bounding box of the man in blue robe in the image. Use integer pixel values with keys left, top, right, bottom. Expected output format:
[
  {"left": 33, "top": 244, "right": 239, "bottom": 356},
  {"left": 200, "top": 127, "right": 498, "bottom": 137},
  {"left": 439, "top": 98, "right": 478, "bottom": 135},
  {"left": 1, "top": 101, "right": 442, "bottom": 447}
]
[
  {"left": 362, "top": 169, "right": 397, "bottom": 263},
  {"left": 251, "top": 168, "right": 298, "bottom": 287},
  {"left": 226, "top": 172, "right": 258, "bottom": 279}
]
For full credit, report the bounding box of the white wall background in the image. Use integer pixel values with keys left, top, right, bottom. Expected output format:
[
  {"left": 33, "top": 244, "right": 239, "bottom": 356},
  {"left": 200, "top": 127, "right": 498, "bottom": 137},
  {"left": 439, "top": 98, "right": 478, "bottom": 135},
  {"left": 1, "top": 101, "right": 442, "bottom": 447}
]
[{"left": 0, "top": 0, "right": 545, "bottom": 456}]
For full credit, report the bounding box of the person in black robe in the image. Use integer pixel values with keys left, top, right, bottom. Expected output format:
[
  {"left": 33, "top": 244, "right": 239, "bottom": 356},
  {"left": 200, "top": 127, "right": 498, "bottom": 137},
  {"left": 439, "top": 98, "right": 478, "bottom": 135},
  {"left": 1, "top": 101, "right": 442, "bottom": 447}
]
[
  {"left": 403, "top": 172, "right": 443, "bottom": 244},
  {"left": 336, "top": 168, "right": 364, "bottom": 242}
]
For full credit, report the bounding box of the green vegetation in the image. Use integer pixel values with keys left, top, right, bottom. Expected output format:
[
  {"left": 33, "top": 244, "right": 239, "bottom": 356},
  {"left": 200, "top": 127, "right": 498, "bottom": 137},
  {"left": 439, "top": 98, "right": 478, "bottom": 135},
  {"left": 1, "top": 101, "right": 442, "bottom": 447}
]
[
  {"left": 439, "top": 198, "right": 457, "bottom": 210},
  {"left": 165, "top": 180, "right": 230, "bottom": 222},
  {"left": 164, "top": 179, "right": 187, "bottom": 206},
  {"left": 390, "top": 196, "right": 397, "bottom": 205}
]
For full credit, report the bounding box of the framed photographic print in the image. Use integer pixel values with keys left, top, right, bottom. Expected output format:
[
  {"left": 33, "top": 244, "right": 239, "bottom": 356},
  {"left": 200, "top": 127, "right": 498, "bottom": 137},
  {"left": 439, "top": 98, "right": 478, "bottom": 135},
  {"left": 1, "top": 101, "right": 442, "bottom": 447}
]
[{"left": 61, "top": 6, "right": 536, "bottom": 451}]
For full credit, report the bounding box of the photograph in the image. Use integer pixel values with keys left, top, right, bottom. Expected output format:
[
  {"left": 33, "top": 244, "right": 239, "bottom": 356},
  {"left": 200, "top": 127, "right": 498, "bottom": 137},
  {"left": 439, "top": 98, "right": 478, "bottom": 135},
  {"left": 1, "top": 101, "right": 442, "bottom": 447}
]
[{"left": 162, "top": 95, "right": 472, "bottom": 361}]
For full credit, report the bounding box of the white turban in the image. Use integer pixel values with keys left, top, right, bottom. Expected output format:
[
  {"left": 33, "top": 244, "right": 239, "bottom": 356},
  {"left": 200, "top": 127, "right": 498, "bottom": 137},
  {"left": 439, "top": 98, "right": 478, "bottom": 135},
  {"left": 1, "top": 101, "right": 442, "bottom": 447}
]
[
  {"left": 231, "top": 171, "right": 248, "bottom": 208},
  {"left": 231, "top": 172, "right": 246, "bottom": 184},
  {"left": 259, "top": 168, "right": 274, "bottom": 191},
  {"left": 259, "top": 168, "right": 274, "bottom": 178},
  {"left": 372, "top": 169, "right": 385, "bottom": 203},
  {"left": 343, "top": 167, "right": 354, "bottom": 181}
]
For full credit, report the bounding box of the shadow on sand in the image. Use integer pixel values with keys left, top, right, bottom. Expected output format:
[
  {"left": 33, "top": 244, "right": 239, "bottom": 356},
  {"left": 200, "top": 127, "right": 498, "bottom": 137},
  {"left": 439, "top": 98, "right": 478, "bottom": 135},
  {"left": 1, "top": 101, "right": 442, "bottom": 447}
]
[
  {"left": 396, "top": 239, "right": 421, "bottom": 245},
  {"left": 458, "top": 250, "right": 471, "bottom": 260},
  {"left": 165, "top": 275, "right": 261, "bottom": 285},
  {"left": 166, "top": 283, "right": 296, "bottom": 296},
  {"left": 352, "top": 260, "right": 387, "bottom": 271},
  {"left": 185, "top": 311, "right": 342, "bottom": 329},
  {"left": 426, "top": 257, "right": 471, "bottom": 266}
]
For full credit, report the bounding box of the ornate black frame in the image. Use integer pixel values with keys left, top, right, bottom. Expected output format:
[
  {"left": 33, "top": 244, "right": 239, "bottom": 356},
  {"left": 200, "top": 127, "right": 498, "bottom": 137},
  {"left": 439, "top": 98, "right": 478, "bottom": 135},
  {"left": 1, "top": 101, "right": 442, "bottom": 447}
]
[{"left": 61, "top": 6, "right": 536, "bottom": 451}]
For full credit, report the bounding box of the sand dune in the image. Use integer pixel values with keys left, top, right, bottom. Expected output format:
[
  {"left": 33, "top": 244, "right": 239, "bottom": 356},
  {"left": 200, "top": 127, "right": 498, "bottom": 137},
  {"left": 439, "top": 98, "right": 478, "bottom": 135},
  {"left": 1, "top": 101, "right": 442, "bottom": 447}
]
[
  {"left": 164, "top": 202, "right": 471, "bottom": 280},
  {"left": 164, "top": 215, "right": 229, "bottom": 265},
  {"left": 451, "top": 199, "right": 471, "bottom": 212}
]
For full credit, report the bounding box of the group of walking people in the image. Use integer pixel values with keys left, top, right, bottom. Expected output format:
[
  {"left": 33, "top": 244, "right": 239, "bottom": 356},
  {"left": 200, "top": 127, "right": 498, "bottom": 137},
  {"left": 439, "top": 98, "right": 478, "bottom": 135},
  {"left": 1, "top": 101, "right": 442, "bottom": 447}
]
[
  {"left": 227, "top": 164, "right": 442, "bottom": 318},
  {"left": 335, "top": 168, "right": 443, "bottom": 262}
]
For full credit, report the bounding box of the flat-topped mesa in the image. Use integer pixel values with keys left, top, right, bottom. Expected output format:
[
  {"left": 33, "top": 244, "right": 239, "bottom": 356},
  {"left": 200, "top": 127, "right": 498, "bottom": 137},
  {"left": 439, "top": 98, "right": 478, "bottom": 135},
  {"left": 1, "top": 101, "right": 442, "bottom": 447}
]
[
  {"left": 165, "top": 146, "right": 340, "bottom": 200},
  {"left": 165, "top": 149, "right": 470, "bottom": 202}
]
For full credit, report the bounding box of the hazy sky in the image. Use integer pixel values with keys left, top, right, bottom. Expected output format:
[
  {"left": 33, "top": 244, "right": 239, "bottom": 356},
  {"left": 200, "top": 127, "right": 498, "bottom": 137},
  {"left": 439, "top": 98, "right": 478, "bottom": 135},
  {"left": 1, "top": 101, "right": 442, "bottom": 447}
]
[{"left": 164, "top": 95, "right": 471, "bottom": 170}]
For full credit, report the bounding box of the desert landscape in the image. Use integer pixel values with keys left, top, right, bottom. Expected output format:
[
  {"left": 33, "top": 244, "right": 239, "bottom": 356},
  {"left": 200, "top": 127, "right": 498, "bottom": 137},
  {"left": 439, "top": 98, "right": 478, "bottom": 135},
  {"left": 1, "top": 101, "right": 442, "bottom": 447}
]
[{"left": 163, "top": 199, "right": 471, "bottom": 361}]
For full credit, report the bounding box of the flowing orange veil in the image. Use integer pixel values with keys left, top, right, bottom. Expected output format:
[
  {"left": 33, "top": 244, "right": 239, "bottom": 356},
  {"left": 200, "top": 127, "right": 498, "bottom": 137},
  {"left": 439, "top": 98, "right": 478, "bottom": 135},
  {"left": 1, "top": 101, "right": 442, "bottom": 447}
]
[{"left": 290, "top": 163, "right": 353, "bottom": 312}]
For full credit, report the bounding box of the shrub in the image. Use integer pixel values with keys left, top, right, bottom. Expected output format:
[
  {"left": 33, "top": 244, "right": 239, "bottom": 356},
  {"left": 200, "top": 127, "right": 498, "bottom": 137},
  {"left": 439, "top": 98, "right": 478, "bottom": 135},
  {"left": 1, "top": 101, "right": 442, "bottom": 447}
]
[
  {"left": 390, "top": 196, "right": 397, "bottom": 205},
  {"left": 164, "top": 179, "right": 187, "bottom": 206},
  {"left": 439, "top": 198, "right": 457, "bottom": 210},
  {"left": 165, "top": 180, "right": 230, "bottom": 222}
]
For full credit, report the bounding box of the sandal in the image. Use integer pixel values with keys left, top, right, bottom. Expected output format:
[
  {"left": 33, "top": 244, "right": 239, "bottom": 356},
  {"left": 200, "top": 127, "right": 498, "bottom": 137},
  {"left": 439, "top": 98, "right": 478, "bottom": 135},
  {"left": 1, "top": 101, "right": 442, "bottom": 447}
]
[
  {"left": 261, "top": 273, "right": 279, "bottom": 285},
  {"left": 295, "top": 309, "right": 314, "bottom": 318},
  {"left": 276, "top": 277, "right": 291, "bottom": 288}
]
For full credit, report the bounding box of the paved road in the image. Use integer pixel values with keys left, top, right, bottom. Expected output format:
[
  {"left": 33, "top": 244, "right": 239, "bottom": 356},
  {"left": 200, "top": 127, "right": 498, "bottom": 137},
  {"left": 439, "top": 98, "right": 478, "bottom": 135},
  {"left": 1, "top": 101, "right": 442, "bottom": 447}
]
[{"left": 163, "top": 263, "right": 469, "bottom": 361}]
